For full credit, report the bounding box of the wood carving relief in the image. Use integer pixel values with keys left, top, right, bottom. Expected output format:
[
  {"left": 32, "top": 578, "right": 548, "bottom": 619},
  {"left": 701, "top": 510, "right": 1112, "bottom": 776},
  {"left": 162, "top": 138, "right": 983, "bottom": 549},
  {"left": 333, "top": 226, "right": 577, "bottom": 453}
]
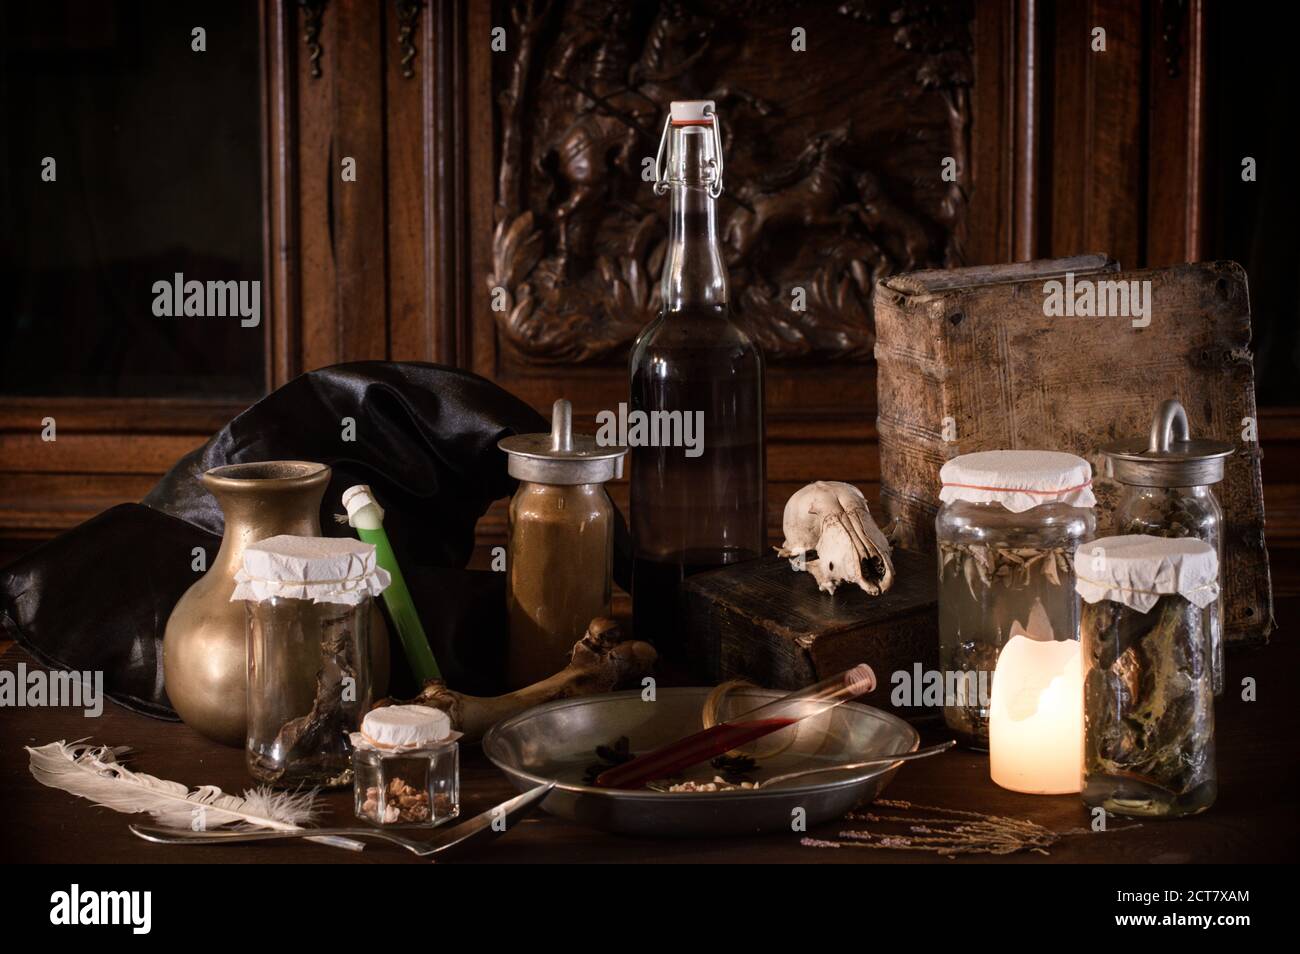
[
  {"left": 299, "top": 0, "right": 326, "bottom": 79},
  {"left": 489, "top": 0, "right": 973, "bottom": 364},
  {"left": 395, "top": 0, "right": 424, "bottom": 79}
]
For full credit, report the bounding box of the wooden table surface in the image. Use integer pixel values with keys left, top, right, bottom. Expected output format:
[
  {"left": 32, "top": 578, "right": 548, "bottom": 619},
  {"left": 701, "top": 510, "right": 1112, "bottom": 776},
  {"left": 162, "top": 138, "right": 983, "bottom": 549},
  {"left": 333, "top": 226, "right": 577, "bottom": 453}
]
[{"left": 2, "top": 600, "right": 1294, "bottom": 864}]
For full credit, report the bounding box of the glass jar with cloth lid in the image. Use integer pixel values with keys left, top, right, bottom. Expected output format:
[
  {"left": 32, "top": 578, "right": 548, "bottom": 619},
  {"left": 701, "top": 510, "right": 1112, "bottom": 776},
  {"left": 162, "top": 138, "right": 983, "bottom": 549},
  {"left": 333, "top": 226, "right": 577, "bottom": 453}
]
[
  {"left": 1077, "top": 534, "right": 1219, "bottom": 817},
  {"left": 352, "top": 704, "right": 461, "bottom": 827},
  {"left": 233, "top": 534, "right": 390, "bottom": 787},
  {"left": 936, "top": 450, "right": 1097, "bottom": 748}
]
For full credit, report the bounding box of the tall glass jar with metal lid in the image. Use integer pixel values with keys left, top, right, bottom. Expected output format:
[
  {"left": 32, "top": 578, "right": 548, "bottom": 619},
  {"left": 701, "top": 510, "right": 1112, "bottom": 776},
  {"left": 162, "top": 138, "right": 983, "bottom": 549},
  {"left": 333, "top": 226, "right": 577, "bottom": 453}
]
[
  {"left": 936, "top": 450, "right": 1097, "bottom": 749},
  {"left": 1102, "top": 399, "right": 1233, "bottom": 695},
  {"left": 499, "top": 399, "right": 626, "bottom": 690},
  {"left": 1078, "top": 535, "right": 1218, "bottom": 817}
]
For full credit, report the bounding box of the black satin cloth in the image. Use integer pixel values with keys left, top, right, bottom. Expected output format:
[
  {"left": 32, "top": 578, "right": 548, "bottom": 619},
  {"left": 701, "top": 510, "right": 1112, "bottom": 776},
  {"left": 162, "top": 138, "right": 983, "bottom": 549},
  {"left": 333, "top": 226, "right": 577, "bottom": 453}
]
[{"left": 1, "top": 362, "right": 632, "bottom": 717}]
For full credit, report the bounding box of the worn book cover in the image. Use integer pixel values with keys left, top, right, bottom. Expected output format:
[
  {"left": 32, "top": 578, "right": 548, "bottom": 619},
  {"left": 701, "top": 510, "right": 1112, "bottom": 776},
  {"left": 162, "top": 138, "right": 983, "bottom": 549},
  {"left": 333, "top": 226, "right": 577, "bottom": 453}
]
[
  {"left": 681, "top": 550, "right": 939, "bottom": 707},
  {"left": 874, "top": 255, "right": 1272, "bottom": 644}
]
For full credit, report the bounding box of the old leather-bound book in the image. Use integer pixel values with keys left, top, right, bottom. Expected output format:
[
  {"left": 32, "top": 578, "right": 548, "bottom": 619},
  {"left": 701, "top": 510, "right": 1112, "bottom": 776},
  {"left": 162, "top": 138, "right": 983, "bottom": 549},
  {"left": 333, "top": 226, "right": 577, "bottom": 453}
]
[{"left": 874, "top": 255, "right": 1272, "bottom": 644}]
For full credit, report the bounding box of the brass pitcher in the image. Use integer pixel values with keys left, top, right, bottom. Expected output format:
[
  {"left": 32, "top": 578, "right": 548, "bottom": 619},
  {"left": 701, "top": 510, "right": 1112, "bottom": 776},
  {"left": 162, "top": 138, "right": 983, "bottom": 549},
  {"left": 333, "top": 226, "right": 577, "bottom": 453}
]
[{"left": 162, "top": 461, "right": 389, "bottom": 746}]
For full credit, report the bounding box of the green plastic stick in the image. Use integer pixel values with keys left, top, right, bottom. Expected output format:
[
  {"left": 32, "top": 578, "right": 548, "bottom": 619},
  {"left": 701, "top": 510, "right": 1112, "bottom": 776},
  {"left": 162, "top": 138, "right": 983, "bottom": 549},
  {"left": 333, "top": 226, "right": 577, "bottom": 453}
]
[{"left": 344, "top": 487, "right": 442, "bottom": 684}]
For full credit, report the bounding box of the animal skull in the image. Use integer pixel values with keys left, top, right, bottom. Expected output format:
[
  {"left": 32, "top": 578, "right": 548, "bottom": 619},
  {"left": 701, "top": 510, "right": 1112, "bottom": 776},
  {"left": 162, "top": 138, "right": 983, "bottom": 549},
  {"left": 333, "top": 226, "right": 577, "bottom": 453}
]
[{"left": 776, "top": 481, "right": 895, "bottom": 596}]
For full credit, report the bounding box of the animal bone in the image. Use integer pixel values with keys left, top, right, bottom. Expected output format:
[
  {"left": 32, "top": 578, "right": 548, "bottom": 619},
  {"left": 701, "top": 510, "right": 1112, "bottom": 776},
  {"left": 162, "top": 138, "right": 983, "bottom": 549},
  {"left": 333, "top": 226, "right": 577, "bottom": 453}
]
[
  {"left": 776, "top": 480, "right": 895, "bottom": 595},
  {"left": 393, "top": 618, "right": 656, "bottom": 743}
]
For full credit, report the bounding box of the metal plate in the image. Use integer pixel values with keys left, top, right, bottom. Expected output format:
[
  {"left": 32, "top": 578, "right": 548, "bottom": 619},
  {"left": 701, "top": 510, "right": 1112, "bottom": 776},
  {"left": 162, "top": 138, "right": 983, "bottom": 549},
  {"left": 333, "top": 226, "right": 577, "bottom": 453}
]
[{"left": 482, "top": 687, "right": 919, "bottom": 836}]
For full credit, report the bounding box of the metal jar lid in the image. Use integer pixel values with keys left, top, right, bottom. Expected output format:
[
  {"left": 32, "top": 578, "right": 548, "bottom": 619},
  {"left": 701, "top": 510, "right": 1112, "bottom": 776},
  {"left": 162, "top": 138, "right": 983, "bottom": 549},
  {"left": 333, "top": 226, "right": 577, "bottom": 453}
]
[
  {"left": 498, "top": 399, "right": 626, "bottom": 485},
  {"left": 1101, "top": 399, "right": 1234, "bottom": 487}
]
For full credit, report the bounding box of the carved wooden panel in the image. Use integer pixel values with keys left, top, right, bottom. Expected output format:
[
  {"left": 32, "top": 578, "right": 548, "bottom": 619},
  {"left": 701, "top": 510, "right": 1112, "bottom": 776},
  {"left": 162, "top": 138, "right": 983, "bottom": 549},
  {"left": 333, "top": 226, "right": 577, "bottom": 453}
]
[{"left": 488, "top": 0, "right": 973, "bottom": 365}]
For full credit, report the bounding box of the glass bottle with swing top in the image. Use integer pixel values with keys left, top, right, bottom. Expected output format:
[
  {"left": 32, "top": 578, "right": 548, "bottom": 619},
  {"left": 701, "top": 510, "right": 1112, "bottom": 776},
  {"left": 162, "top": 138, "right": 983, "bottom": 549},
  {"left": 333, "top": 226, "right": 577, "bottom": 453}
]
[{"left": 629, "top": 100, "right": 766, "bottom": 670}]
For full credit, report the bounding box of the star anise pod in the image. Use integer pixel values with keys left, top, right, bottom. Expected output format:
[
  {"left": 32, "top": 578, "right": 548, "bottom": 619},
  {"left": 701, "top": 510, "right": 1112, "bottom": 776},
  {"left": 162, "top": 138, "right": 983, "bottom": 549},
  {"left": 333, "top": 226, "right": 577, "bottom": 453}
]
[
  {"left": 711, "top": 752, "right": 759, "bottom": 783},
  {"left": 583, "top": 736, "right": 634, "bottom": 784}
]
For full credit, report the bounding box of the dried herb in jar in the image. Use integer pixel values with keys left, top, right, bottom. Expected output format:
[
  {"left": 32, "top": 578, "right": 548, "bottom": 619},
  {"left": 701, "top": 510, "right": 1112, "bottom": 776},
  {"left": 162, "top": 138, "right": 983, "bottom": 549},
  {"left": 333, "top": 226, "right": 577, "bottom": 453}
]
[
  {"left": 939, "top": 542, "right": 1074, "bottom": 597},
  {"left": 938, "top": 542, "right": 1079, "bottom": 746},
  {"left": 1118, "top": 488, "right": 1225, "bottom": 696},
  {"left": 1082, "top": 595, "right": 1215, "bottom": 808},
  {"left": 936, "top": 451, "right": 1098, "bottom": 749}
]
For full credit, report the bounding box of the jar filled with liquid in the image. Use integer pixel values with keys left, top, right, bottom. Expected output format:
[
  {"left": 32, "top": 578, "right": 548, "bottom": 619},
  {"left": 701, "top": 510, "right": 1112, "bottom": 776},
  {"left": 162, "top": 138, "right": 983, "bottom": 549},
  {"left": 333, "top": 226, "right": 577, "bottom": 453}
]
[
  {"left": 936, "top": 451, "right": 1096, "bottom": 748},
  {"left": 1078, "top": 535, "right": 1219, "bottom": 817},
  {"left": 499, "top": 399, "right": 625, "bottom": 688}
]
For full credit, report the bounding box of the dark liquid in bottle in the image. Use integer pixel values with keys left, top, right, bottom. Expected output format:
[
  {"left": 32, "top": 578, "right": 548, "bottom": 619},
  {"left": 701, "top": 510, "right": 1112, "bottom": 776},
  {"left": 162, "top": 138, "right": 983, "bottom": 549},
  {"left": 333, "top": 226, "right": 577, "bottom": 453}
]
[
  {"left": 632, "top": 547, "right": 757, "bottom": 666},
  {"left": 629, "top": 303, "right": 765, "bottom": 670}
]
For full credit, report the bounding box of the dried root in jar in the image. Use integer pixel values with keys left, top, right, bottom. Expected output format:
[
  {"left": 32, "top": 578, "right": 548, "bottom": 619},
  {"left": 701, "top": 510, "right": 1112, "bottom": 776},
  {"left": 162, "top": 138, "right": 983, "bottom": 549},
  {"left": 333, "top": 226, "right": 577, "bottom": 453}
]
[
  {"left": 1082, "top": 595, "right": 1214, "bottom": 798},
  {"left": 361, "top": 777, "right": 433, "bottom": 825}
]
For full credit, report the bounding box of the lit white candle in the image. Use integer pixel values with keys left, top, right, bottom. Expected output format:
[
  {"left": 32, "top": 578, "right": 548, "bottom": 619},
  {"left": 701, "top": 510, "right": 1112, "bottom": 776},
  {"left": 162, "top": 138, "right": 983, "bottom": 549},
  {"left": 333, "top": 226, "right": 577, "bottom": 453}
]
[{"left": 988, "top": 634, "right": 1083, "bottom": 794}]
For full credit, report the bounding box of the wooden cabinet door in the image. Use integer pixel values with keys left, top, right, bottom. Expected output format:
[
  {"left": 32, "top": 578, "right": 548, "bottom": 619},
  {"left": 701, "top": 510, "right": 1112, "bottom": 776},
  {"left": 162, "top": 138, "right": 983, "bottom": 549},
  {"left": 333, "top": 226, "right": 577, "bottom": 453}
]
[{"left": 1, "top": 1, "right": 268, "bottom": 555}]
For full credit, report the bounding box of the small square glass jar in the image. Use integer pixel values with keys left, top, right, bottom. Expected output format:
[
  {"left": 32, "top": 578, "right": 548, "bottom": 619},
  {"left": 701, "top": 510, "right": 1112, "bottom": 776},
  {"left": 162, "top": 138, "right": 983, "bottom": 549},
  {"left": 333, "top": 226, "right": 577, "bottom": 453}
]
[{"left": 353, "top": 742, "right": 460, "bottom": 827}]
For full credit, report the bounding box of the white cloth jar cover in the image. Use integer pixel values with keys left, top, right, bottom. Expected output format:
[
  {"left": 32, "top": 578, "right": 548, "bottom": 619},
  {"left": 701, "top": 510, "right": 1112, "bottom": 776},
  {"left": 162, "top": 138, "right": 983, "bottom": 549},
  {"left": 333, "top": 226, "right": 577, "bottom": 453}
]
[
  {"left": 1075, "top": 534, "right": 1219, "bottom": 613},
  {"left": 939, "top": 450, "right": 1097, "bottom": 513},
  {"left": 231, "top": 534, "right": 391, "bottom": 606},
  {"left": 351, "top": 704, "right": 461, "bottom": 752}
]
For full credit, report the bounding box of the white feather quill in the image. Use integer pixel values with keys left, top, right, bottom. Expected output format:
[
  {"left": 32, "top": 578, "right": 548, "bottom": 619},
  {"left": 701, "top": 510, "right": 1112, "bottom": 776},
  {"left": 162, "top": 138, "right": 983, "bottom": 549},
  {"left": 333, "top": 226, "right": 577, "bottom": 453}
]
[
  {"left": 26, "top": 740, "right": 321, "bottom": 829},
  {"left": 26, "top": 740, "right": 363, "bottom": 851}
]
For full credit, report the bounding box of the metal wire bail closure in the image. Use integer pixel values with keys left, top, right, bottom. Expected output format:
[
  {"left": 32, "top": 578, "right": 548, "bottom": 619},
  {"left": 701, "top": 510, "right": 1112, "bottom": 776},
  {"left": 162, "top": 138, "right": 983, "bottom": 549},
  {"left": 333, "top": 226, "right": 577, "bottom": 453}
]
[
  {"left": 653, "top": 105, "right": 724, "bottom": 197},
  {"left": 652, "top": 113, "right": 671, "bottom": 196},
  {"left": 703, "top": 103, "right": 724, "bottom": 198}
]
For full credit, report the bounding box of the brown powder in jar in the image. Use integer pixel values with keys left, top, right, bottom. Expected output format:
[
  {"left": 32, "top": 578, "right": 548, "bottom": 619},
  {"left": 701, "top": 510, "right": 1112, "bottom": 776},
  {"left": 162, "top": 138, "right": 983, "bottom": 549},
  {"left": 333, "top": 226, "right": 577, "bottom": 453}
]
[{"left": 506, "top": 481, "right": 613, "bottom": 688}]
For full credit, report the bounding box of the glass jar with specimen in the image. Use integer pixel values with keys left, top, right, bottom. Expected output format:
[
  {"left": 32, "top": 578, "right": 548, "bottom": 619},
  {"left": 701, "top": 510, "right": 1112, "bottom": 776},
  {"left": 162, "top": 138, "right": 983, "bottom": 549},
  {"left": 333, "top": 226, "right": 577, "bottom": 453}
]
[
  {"left": 935, "top": 450, "right": 1096, "bottom": 749},
  {"left": 236, "top": 535, "right": 390, "bottom": 787},
  {"left": 352, "top": 705, "right": 460, "bottom": 827},
  {"left": 1077, "top": 535, "right": 1219, "bottom": 817},
  {"left": 629, "top": 100, "right": 766, "bottom": 667},
  {"left": 498, "top": 399, "right": 625, "bottom": 689},
  {"left": 1102, "top": 399, "right": 1233, "bottom": 695}
]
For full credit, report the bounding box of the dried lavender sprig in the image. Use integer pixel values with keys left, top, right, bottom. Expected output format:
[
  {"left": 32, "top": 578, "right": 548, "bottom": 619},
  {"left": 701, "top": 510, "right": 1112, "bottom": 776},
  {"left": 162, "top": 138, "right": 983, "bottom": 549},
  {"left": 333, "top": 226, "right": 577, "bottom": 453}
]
[{"left": 802, "top": 798, "right": 1132, "bottom": 858}]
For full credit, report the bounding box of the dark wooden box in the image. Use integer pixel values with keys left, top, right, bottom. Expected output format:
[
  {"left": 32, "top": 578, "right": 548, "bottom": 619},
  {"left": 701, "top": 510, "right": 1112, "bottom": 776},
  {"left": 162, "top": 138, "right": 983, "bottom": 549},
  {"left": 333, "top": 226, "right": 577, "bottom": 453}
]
[
  {"left": 874, "top": 255, "right": 1272, "bottom": 644},
  {"left": 681, "top": 550, "right": 939, "bottom": 717}
]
